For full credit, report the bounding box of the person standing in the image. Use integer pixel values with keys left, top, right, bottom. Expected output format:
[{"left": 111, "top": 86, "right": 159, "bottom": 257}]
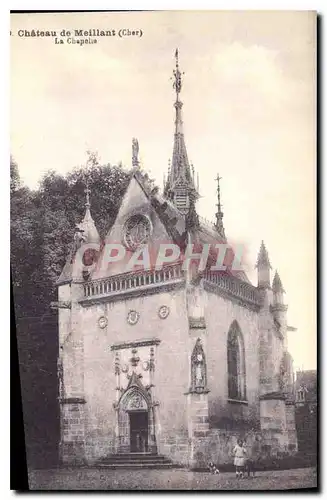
[
  {"left": 233, "top": 439, "right": 247, "bottom": 479},
  {"left": 246, "top": 437, "right": 261, "bottom": 477}
]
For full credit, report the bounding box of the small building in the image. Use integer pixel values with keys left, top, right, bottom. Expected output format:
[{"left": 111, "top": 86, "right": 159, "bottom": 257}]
[
  {"left": 55, "top": 51, "right": 298, "bottom": 468},
  {"left": 295, "top": 370, "right": 317, "bottom": 457}
]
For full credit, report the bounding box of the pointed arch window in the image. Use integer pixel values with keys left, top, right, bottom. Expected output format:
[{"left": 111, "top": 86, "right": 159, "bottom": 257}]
[{"left": 227, "top": 321, "right": 246, "bottom": 401}]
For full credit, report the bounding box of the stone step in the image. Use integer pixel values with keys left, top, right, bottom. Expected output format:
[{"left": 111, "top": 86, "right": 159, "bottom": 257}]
[
  {"left": 102, "top": 454, "right": 169, "bottom": 463},
  {"left": 100, "top": 459, "right": 172, "bottom": 465},
  {"left": 109, "top": 453, "right": 161, "bottom": 458},
  {"left": 97, "top": 453, "right": 174, "bottom": 469},
  {"left": 96, "top": 462, "right": 173, "bottom": 469}
]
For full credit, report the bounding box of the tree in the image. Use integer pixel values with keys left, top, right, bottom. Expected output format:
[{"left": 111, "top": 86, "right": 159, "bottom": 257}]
[
  {"left": 10, "top": 156, "right": 21, "bottom": 194},
  {"left": 37, "top": 155, "right": 130, "bottom": 291},
  {"left": 10, "top": 157, "right": 43, "bottom": 317},
  {"left": 11, "top": 153, "right": 130, "bottom": 467}
]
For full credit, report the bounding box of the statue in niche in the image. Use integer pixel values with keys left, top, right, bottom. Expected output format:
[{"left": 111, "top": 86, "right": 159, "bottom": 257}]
[
  {"left": 191, "top": 338, "right": 207, "bottom": 392},
  {"left": 188, "top": 277, "right": 205, "bottom": 320},
  {"left": 195, "top": 353, "right": 204, "bottom": 386},
  {"left": 132, "top": 138, "right": 139, "bottom": 167}
]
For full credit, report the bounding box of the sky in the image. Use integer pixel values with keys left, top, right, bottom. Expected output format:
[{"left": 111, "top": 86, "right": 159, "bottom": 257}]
[{"left": 10, "top": 11, "right": 316, "bottom": 370}]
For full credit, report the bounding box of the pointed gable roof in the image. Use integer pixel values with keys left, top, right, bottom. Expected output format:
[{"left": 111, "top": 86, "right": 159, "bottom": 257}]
[
  {"left": 78, "top": 206, "right": 100, "bottom": 245},
  {"left": 57, "top": 192, "right": 100, "bottom": 285},
  {"left": 118, "top": 370, "right": 151, "bottom": 409},
  {"left": 99, "top": 167, "right": 251, "bottom": 283}
]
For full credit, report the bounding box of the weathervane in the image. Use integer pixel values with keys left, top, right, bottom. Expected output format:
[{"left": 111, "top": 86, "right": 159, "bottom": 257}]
[{"left": 172, "top": 48, "right": 184, "bottom": 99}]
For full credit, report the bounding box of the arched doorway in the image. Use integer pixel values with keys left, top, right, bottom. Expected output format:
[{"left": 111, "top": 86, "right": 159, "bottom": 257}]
[
  {"left": 116, "top": 374, "right": 156, "bottom": 454},
  {"left": 129, "top": 410, "right": 149, "bottom": 453}
]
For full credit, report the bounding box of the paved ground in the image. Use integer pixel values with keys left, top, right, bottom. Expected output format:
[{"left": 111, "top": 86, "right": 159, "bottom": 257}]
[{"left": 28, "top": 467, "right": 317, "bottom": 491}]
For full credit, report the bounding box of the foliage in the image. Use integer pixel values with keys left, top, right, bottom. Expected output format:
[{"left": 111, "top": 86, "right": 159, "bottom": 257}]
[
  {"left": 11, "top": 154, "right": 130, "bottom": 315},
  {"left": 11, "top": 153, "right": 130, "bottom": 466}
]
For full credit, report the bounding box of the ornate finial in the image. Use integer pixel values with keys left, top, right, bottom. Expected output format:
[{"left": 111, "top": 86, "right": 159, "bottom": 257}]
[
  {"left": 167, "top": 159, "right": 171, "bottom": 184},
  {"left": 272, "top": 270, "right": 285, "bottom": 293},
  {"left": 150, "top": 346, "right": 155, "bottom": 372},
  {"left": 256, "top": 240, "right": 272, "bottom": 269},
  {"left": 132, "top": 138, "right": 139, "bottom": 168},
  {"left": 172, "top": 48, "right": 184, "bottom": 99},
  {"left": 215, "top": 174, "right": 223, "bottom": 213},
  {"left": 114, "top": 352, "right": 120, "bottom": 375},
  {"left": 191, "top": 163, "right": 195, "bottom": 180},
  {"left": 130, "top": 348, "right": 140, "bottom": 367},
  {"left": 214, "top": 173, "right": 226, "bottom": 239}
]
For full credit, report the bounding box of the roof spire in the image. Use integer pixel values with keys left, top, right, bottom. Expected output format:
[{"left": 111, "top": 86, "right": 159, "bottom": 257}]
[
  {"left": 164, "top": 49, "right": 198, "bottom": 214},
  {"left": 78, "top": 160, "right": 100, "bottom": 244},
  {"left": 255, "top": 240, "right": 272, "bottom": 269},
  {"left": 272, "top": 270, "right": 285, "bottom": 293},
  {"left": 256, "top": 241, "right": 271, "bottom": 289},
  {"left": 214, "top": 173, "right": 226, "bottom": 239}
]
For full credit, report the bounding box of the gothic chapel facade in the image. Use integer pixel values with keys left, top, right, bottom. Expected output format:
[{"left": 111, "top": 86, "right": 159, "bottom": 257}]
[{"left": 56, "top": 51, "right": 297, "bottom": 468}]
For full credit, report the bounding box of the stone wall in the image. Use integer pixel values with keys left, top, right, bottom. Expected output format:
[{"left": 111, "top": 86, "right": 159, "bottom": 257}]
[
  {"left": 60, "top": 401, "right": 86, "bottom": 465},
  {"left": 189, "top": 427, "right": 296, "bottom": 470},
  {"left": 159, "top": 434, "right": 190, "bottom": 465},
  {"left": 285, "top": 401, "right": 298, "bottom": 452},
  {"left": 205, "top": 291, "right": 261, "bottom": 427},
  {"left": 78, "top": 287, "right": 190, "bottom": 464},
  {"left": 59, "top": 264, "right": 295, "bottom": 466}
]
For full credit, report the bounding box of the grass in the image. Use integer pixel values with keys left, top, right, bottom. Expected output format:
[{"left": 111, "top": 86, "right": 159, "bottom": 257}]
[{"left": 28, "top": 466, "right": 317, "bottom": 491}]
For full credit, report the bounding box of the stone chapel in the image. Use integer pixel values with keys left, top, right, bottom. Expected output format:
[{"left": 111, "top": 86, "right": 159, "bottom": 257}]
[{"left": 55, "top": 51, "right": 298, "bottom": 468}]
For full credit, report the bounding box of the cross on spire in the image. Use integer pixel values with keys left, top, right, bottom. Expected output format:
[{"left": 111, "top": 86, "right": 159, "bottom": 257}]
[
  {"left": 215, "top": 173, "right": 223, "bottom": 213},
  {"left": 84, "top": 175, "right": 91, "bottom": 209}
]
